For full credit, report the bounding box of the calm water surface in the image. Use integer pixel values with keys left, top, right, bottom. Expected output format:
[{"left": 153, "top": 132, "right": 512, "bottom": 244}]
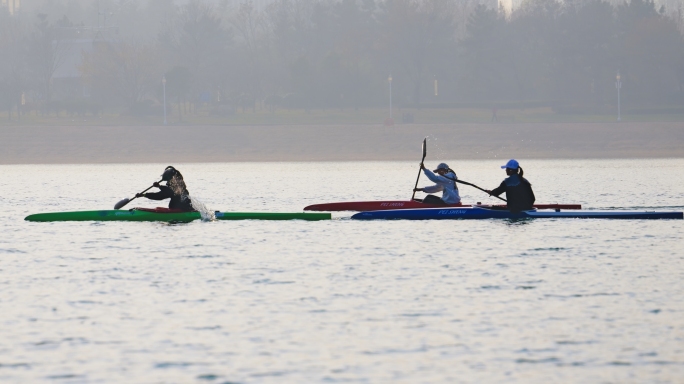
[{"left": 1, "top": 159, "right": 683, "bottom": 383}]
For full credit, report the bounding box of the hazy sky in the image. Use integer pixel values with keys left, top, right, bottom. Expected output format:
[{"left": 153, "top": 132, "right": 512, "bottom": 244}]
[{"left": 2, "top": 0, "right": 684, "bottom": 117}]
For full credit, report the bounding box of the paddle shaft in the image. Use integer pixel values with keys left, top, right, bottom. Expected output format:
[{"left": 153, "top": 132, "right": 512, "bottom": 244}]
[
  {"left": 115, "top": 182, "right": 160, "bottom": 209},
  {"left": 455, "top": 179, "right": 507, "bottom": 202},
  {"left": 128, "top": 184, "right": 157, "bottom": 204},
  {"left": 411, "top": 138, "right": 427, "bottom": 200}
]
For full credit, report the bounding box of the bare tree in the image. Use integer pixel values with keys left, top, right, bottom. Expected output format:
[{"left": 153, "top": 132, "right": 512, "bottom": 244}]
[
  {"left": 378, "top": 0, "right": 458, "bottom": 105},
  {"left": 0, "top": 10, "right": 25, "bottom": 119},
  {"left": 27, "top": 14, "right": 73, "bottom": 103},
  {"left": 229, "top": 1, "right": 270, "bottom": 111},
  {"left": 80, "top": 40, "right": 162, "bottom": 108},
  {"left": 159, "top": 0, "right": 232, "bottom": 112}
]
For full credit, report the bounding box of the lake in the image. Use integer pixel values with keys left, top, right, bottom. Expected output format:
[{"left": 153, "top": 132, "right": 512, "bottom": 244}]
[{"left": 1, "top": 159, "right": 683, "bottom": 383}]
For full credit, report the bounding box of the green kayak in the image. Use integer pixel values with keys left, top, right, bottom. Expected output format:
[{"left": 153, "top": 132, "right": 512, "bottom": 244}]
[{"left": 25, "top": 208, "right": 331, "bottom": 222}]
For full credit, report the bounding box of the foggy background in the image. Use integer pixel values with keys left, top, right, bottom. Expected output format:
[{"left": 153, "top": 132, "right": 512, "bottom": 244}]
[{"left": 2, "top": 0, "right": 684, "bottom": 120}]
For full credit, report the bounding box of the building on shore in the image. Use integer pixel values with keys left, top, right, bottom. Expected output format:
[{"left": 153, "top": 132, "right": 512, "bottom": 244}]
[
  {"left": 498, "top": 0, "right": 513, "bottom": 17},
  {"left": 1, "top": 0, "right": 20, "bottom": 15}
]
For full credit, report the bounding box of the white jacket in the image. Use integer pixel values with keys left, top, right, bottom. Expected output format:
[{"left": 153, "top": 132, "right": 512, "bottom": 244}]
[{"left": 422, "top": 169, "right": 461, "bottom": 204}]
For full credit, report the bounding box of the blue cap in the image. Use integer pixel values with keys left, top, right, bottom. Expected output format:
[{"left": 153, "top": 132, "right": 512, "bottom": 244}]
[{"left": 501, "top": 159, "right": 519, "bottom": 169}]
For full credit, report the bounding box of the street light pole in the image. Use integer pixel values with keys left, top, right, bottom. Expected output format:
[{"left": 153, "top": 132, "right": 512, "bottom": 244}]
[
  {"left": 162, "top": 75, "right": 167, "bottom": 125},
  {"left": 388, "top": 75, "right": 393, "bottom": 119},
  {"left": 616, "top": 71, "right": 621, "bottom": 122}
]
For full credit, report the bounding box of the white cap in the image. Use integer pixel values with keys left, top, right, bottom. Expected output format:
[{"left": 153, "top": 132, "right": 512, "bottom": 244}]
[{"left": 433, "top": 163, "right": 449, "bottom": 172}]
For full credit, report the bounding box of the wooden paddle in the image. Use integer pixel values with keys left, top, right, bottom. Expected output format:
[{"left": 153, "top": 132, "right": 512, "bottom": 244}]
[
  {"left": 411, "top": 138, "right": 427, "bottom": 201},
  {"left": 114, "top": 181, "right": 160, "bottom": 210}
]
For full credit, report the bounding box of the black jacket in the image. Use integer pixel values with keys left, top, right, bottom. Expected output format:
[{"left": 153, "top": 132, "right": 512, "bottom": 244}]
[
  {"left": 490, "top": 174, "right": 535, "bottom": 213},
  {"left": 145, "top": 185, "right": 194, "bottom": 211}
]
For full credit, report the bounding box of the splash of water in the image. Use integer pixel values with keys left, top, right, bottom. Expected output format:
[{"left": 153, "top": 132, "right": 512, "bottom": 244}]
[{"left": 190, "top": 196, "right": 216, "bottom": 221}]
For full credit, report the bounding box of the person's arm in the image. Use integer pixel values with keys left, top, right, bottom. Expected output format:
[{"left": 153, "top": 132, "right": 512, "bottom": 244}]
[
  {"left": 141, "top": 186, "right": 173, "bottom": 201},
  {"left": 422, "top": 184, "right": 444, "bottom": 193},
  {"left": 422, "top": 168, "right": 451, "bottom": 184},
  {"left": 489, "top": 181, "right": 507, "bottom": 197}
]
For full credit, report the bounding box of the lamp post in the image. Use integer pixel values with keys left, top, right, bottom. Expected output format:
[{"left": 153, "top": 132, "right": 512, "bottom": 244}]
[
  {"left": 616, "top": 71, "right": 621, "bottom": 122},
  {"left": 388, "top": 75, "right": 393, "bottom": 119},
  {"left": 162, "top": 75, "right": 167, "bottom": 125}
]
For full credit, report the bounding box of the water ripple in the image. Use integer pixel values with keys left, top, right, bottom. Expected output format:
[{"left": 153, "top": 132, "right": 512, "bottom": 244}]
[{"left": 1, "top": 160, "right": 683, "bottom": 383}]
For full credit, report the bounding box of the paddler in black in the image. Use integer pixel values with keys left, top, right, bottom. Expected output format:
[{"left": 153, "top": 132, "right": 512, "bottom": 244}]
[
  {"left": 486, "top": 159, "right": 535, "bottom": 213},
  {"left": 136, "top": 166, "right": 195, "bottom": 212}
]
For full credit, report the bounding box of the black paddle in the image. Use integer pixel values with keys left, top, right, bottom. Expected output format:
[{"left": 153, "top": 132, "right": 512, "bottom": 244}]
[
  {"left": 114, "top": 181, "right": 160, "bottom": 210},
  {"left": 411, "top": 137, "right": 427, "bottom": 201},
  {"left": 454, "top": 179, "right": 507, "bottom": 202}
]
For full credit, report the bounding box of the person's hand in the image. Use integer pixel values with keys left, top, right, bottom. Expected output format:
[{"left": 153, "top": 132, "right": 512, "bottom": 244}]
[
  {"left": 420, "top": 163, "right": 425, "bottom": 170},
  {"left": 153, "top": 182, "right": 160, "bottom": 188},
  {"left": 413, "top": 188, "right": 422, "bottom": 192},
  {"left": 485, "top": 190, "right": 492, "bottom": 195},
  {"left": 136, "top": 193, "right": 145, "bottom": 198}
]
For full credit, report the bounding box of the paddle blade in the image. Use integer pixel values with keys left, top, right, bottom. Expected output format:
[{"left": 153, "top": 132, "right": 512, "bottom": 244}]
[
  {"left": 412, "top": 138, "right": 428, "bottom": 200},
  {"left": 114, "top": 198, "right": 131, "bottom": 210}
]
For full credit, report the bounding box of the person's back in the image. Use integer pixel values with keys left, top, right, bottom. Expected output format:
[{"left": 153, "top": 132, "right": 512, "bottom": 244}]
[
  {"left": 493, "top": 174, "right": 535, "bottom": 213},
  {"left": 150, "top": 185, "right": 193, "bottom": 211},
  {"left": 137, "top": 166, "right": 195, "bottom": 212},
  {"left": 487, "top": 160, "right": 535, "bottom": 213}
]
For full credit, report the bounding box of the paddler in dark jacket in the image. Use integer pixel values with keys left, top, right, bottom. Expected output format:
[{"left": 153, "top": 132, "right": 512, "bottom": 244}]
[
  {"left": 486, "top": 159, "right": 535, "bottom": 213},
  {"left": 136, "top": 166, "right": 195, "bottom": 211}
]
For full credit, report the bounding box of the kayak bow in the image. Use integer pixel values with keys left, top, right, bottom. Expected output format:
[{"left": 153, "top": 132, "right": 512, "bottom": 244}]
[
  {"left": 351, "top": 207, "right": 683, "bottom": 220},
  {"left": 25, "top": 208, "right": 330, "bottom": 222}
]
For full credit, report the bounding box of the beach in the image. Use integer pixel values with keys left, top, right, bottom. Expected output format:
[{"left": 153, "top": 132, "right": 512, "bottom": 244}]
[{"left": 1, "top": 122, "right": 683, "bottom": 164}]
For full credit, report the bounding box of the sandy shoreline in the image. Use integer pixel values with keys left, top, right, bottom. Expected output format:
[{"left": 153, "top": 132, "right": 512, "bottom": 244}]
[{"left": 1, "top": 123, "right": 683, "bottom": 164}]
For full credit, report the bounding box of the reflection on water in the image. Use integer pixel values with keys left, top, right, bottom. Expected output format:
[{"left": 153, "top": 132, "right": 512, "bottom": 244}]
[{"left": 0, "top": 159, "right": 683, "bottom": 383}]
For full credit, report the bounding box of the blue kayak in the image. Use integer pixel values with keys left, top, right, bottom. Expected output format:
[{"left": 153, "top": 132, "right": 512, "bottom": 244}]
[{"left": 351, "top": 207, "right": 683, "bottom": 220}]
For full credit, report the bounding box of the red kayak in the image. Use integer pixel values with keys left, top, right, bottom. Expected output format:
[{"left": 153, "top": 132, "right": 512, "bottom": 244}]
[{"left": 304, "top": 201, "right": 582, "bottom": 212}]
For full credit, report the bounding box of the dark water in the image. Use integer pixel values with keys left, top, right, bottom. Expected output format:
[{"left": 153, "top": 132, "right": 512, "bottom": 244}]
[{"left": 1, "top": 160, "right": 683, "bottom": 383}]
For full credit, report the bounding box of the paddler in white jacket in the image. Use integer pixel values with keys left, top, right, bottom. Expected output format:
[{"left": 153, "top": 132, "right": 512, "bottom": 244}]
[{"left": 413, "top": 163, "right": 461, "bottom": 205}]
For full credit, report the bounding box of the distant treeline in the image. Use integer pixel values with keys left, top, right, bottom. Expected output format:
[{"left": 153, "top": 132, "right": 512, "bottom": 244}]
[{"left": 1, "top": 0, "right": 683, "bottom": 117}]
